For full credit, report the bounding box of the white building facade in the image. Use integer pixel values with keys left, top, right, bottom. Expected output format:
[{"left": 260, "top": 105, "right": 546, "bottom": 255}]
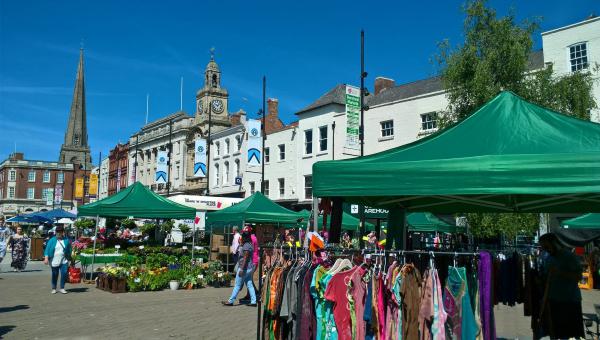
[{"left": 98, "top": 156, "right": 109, "bottom": 199}]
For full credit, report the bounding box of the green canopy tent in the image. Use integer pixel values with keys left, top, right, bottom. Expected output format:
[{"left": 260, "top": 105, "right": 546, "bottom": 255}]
[
  {"left": 561, "top": 214, "right": 600, "bottom": 230},
  {"left": 298, "top": 210, "right": 375, "bottom": 231},
  {"left": 407, "top": 212, "right": 463, "bottom": 234},
  {"left": 78, "top": 182, "right": 196, "bottom": 276},
  {"left": 313, "top": 91, "right": 600, "bottom": 248},
  {"left": 205, "top": 191, "right": 305, "bottom": 230}
]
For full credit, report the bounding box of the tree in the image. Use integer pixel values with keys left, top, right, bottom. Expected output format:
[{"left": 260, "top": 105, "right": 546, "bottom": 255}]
[
  {"left": 121, "top": 218, "right": 137, "bottom": 229},
  {"left": 74, "top": 218, "right": 95, "bottom": 230},
  {"left": 436, "top": 0, "right": 597, "bottom": 237}
]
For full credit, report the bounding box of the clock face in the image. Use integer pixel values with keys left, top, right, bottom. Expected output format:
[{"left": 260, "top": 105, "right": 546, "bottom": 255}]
[
  {"left": 211, "top": 99, "right": 224, "bottom": 113},
  {"left": 197, "top": 100, "right": 203, "bottom": 113}
]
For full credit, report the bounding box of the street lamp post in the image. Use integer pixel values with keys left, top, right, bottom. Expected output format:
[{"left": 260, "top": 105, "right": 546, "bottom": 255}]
[
  {"left": 261, "top": 76, "right": 266, "bottom": 194},
  {"left": 359, "top": 29, "right": 367, "bottom": 247},
  {"left": 206, "top": 101, "right": 213, "bottom": 196}
]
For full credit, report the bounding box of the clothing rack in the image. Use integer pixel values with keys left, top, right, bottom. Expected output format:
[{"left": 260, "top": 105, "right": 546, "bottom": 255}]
[{"left": 255, "top": 245, "right": 481, "bottom": 340}]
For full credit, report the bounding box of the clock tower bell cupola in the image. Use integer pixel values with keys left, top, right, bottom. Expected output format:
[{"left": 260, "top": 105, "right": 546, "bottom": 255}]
[{"left": 195, "top": 51, "right": 230, "bottom": 130}]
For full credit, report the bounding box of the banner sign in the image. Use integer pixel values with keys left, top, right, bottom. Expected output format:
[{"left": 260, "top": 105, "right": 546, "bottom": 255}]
[
  {"left": 194, "top": 139, "right": 207, "bottom": 177},
  {"left": 89, "top": 174, "right": 98, "bottom": 196},
  {"left": 129, "top": 156, "right": 136, "bottom": 185},
  {"left": 117, "top": 168, "right": 122, "bottom": 192},
  {"left": 54, "top": 186, "right": 63, "bottom": 205},
  {"left": 345, "top": 85, "right": 361, "bottom": 150},
  {"left": 247, "top": 120, "right": 262, "bottom": 167},
  {"left": 155, "top": 151, "right": 168, "bottom": 184},
  {"left": 46, "top": 188, "right": 54, "bottom": 206},
  {"left": 75, "top": 178, "right": 84, "bottom": 199}
]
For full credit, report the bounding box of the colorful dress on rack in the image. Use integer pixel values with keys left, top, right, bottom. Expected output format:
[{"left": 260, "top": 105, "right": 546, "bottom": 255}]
[
  {"left": 400, "top": 264, "right": 421, "bottom": 340},
  {"left": 324, "top": 266, "right": 361, "bottom": 340}
]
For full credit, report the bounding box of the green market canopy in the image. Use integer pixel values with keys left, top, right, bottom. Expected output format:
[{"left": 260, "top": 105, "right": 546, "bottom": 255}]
[
  {"left": 205, "top": 192, "right": 305, "bottom": 229},
  {"left": 299, "top": 210, "right": 375, "bottom": 231},
  {"left": 407, "top": 212, "right": 463, "bottom": 233},
  {"left": 78, "top": 182, "right": 196, "bottom": 219},
  {"left": 313, "top": 91, "right": 600, "bottom": 213},
  {"left": 561, "top": 214, "right": 600, "bottom": 230}
]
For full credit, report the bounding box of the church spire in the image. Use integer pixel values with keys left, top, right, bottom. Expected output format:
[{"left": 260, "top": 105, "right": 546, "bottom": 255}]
[{"left": 59, "top": 48, "right": 91, "bottom": 168}]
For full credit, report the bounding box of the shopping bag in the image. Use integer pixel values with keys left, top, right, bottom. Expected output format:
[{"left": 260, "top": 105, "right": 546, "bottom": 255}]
[{"left": 68, "top": 266, "right": 81, "bottom": 283}]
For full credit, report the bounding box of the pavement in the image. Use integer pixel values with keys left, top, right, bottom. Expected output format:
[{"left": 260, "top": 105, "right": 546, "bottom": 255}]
[{"left": 1, "top": 257, "right": 599, "bottom": 339}]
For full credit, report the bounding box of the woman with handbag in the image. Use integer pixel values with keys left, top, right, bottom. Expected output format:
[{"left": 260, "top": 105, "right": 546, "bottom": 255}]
[
  {"left": 43, "top": 225, "right": 73, "bottom": 294},
  {"left": 8, "top": 225, "right": 29, "bottom": 272}
]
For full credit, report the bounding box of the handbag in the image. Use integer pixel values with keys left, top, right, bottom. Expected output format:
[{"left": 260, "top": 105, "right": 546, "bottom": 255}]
[{"left": 68, "top": 266, "right": 81, "bottom": 283}]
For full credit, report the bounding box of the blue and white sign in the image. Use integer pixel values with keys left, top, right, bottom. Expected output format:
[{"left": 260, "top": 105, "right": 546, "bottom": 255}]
[
  {"left": 247, "top": 120, "right": 262, "bottom": 167},
  {"left": 194, "top": 139, "right": 207, "bottom": 178},
  {"left": 155, "top": 151, "right": 168, "bottom": 184},
  {"left": 235, "top": 177, "right": 242, "bottom": 185}
]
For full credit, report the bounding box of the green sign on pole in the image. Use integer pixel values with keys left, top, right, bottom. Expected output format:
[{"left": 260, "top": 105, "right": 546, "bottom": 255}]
[{"left": 345, "top": 85, "right": 361, "bottom": 150}]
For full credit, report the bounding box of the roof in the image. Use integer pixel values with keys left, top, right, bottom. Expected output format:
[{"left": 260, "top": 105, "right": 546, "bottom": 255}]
[
  {"left": 313, "top": 91, "right": 600, "bottom": 213},
  {"left": 296, "top": 84, "right": 346, "bottom": 115},
  {"left": 368, "top": 76, "right": 443, "bottom": 107},
  {"left": 141, "top": 111, "right": 192, "bottom": 131}
]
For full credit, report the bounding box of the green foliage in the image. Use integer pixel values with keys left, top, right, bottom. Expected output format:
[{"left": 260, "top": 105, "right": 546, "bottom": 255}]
[
  {"left": 141, "top": 223, "right": 156, "bottom": 235},
  {"left": 179, "top": 224, "right": 190, "bottom": 235},
  {"left": 146, "top": 253, "right": 169, "bottom": 269},
  {"left": 121, "top": 219, "right": 137, "bottom": 229},
  {"left": 160, "top": 219, "right": 175, "bottom": 234},
  {"left": 435, "top": 0, "right": 597, "bottom": 126},
  {"left": 74, "top": 218, "right": 95, "bottom": 230},
  {"left": 466, "top": 213, "right": 539, "bottom": 239}
]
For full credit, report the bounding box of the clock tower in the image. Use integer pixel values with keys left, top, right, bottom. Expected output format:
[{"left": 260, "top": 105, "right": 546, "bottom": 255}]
[{"left": 195, "top": 53, "right": 231, "bottom": 131}]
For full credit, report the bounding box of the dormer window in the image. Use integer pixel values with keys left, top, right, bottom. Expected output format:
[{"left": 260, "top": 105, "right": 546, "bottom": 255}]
[{"left": 212, "top": 74, "right": 218, "bottom": 87}]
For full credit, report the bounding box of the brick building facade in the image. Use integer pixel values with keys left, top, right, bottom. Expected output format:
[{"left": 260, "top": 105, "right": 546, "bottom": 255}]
[{"left": 108, "top": 143, "right": 129, "bottom": 196}]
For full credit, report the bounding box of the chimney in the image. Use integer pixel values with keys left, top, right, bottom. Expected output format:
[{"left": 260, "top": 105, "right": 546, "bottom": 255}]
[
  {"left": 9, "top": 152, "right": 24, "bottom": 161},
  {"left": 267, "top": 98, "right": 278, "bottom": 117},
  {"left": 374, "top": 77, "right": 395, "bottom": 95}
]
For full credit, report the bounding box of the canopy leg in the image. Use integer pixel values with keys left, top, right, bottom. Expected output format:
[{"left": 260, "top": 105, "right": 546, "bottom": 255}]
[{"left": 89, "top": 214, "right": 100, "bottom": 280}]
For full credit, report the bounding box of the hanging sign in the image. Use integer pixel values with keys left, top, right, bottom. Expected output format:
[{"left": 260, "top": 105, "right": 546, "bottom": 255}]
[
  {"left": 345, "top": 85, "right": 361, "bottom": 150},
  {"left": 194, "top": 139, "right": 207, "bottom": 177},
  {"left": 129, "top": 156, "right": 136, "bottom": 185},
  {"left": 155, "top": 151, "right": 168, "bottom": 184},
  {"left": 75, "top": 178, "right": 84, "bottom": 199},
  {"left": 247, "top": 120, "right": 262, "bottom": 167},
  {"left": 54, "top": 186, "right": 63, "bottom": 205},
  {"left": 89, "top": 174, "right": 98, "bottom": 196},
  {"left": 46, "top": 188, "right": 54, "bottom": 206},
  {"left": 117, "top": 168, "right": 122, "bottom": 192}
]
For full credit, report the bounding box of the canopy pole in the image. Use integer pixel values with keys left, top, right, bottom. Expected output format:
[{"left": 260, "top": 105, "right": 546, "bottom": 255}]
[
  {"left": 191, "top": 218, "right": 196, "bottom": 263},
  {"left": 226, "top": 225, "right": 230, "bottom": 273},
  {"left": 89, "top": 214, "right": 100, "bottom": 280}
]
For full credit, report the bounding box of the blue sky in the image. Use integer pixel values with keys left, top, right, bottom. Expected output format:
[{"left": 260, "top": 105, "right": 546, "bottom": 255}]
[{"left": 1, "top": 0, "right": 598, "bottom": 163}]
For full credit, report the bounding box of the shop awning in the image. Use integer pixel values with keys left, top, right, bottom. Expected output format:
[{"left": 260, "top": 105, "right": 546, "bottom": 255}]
[
  {"left": 78, "top": 182, "right": 196, "bottom": 219},
  {"left": 313, "top": 91, "right": 600, "bottom": 213}
]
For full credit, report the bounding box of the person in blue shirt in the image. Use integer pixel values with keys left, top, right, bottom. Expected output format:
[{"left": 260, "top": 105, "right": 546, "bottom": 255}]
[{"left": 43, "top": 225, "right": 73, "bottom": 294}]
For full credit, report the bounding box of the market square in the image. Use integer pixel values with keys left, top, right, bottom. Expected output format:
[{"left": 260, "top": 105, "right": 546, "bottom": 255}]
[{"left": 2, "top": 0, "right": 600, "bottom": 339}]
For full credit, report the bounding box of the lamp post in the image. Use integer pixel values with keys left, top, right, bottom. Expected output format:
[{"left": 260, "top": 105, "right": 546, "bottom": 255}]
[
  {"left": 358, "top": 29, "right": 367, "bottom": 247},
  {"left": 206, "top": 101, "right": 213, "bottom": 196}
]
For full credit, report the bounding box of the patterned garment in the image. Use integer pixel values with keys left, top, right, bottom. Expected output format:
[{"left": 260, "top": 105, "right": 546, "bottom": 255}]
[{"left": 10, "top": 237, "right": 28, "bottom": 270}]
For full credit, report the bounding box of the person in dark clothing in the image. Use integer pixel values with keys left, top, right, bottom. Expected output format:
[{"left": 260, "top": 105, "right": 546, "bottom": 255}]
[
  {"left": 539, "top": 233, "right": 584, "bottom": 339},
  {"left": 222, "top": 231, "right": 257, "bottom": 306}
]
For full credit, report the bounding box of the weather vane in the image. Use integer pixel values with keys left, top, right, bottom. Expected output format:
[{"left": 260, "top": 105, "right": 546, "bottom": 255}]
[
  {"left": 210, "top": 47, "right": 215, "bottom": 60},
  {"left": 80, "top": 38, "right": 85, "bottom": 50}
]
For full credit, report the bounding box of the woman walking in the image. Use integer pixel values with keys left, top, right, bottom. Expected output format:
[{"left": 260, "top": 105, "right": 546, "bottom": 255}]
[
  {"left": 43, "top": 225, "right": 72, "bottom": 294},
  {"left": 9, "top": 225, "right": 29, "bottom": 272},
  {"left": 222, "top": 231, "right": 257, "bottom": 307}
]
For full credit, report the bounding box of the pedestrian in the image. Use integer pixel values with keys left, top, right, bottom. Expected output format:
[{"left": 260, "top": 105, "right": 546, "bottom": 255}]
[
  {"left": 539, "top": 232, "right": 584, "bottom": 339},
  {"left": 43, "top": 225, "right": 73, "bottom": 294},
  {"left": 230, "top": 226, "right": 241, "bottom": 264},
  {"left": 0, "top": 215, "right": 12, "bottom": 264},
  {"left": 239, "top": 225, "right": 259, "bottom": 303},
  {"left": 8, "top": 225, "right": 29, "bottom": 272},
  {"left": 222, "top": 230, "right": 256, "bottom": 307}
]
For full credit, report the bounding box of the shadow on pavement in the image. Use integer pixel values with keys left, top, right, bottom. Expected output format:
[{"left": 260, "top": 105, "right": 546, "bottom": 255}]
[
  {"left": 67, "top": 287, "right": 89, "bottom": 293},
  {"left": 0, "top": 325, "right": 16, "bottom": 337},
  {"left": 0, "top": 305, "right": 29, "bottom": 313}
]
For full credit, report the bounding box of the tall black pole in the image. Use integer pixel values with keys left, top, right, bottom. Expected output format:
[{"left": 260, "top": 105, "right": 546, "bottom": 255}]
[
  {"left": 359, "top": 29, "right": 366, "bottom": 248},
  {"left": 261, "top": 76, "right": 266, "bottom": 194},
  {"left": 134, "top": 135, "right": 139, "bottom": 182},
  {"left": 167, "top": 119, "right": 173, "bottom": 196},
  {"left": 332, "top": 121, "right": 336, "bottom": 160},
  {"left": 206, "top": 102, "right": 212, "bottom": 196},
  {"left": 97, "top": 151, "right": 101, "bottom": 201}
]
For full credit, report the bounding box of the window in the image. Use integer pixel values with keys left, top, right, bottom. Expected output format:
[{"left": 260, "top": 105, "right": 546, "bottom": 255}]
[
  {"left": 223, "top": 162, "right": 229, "bottom": 184},
  {"left": 319, "top": 126, "right": 328, "bottom": 151},
  {"left": 9, "top": 170, "right": 16, "bottom": 181},
  {"left": 215, "top": 142, "right": 220, "bottom": 157},
  {"left": 28, "top": 171, "right": 36, "bottom": 182},
  {"left": 9, "top": 187, "right": 15, "bottom": 198},
  {"left": 43, "top": 171, "right": 51, "bottom": 183},
  {"left": 265, "top": 148, "right": 270, "bottom": 163},
  {"left": 175, "top": 166, "right": 180, "bottom": 180},
  {"left": 42, "top": 188, "right": 51, "bottom": 200},
  {"left": 236, "top": 135, "right": 242, "bottom": 151},
  {"left": 381, "top": 120, "right": 394, "bottom": 137},
  {"left": 249, "top": 181, "right": 255, "bottom": 195},
  {"left": 27, "top": 187, "right": 35, "bottom": 199},
  {"left": 57, "top": 172, "right": 64, "bottom": 184},
  {"left": 214, "top": 164, "right": 220, "bottom": 186},
  {"left": 304, "top": 129, "right": 313, "bottom": 155},
  {"left": 224, "top": 139, "right": 230, "bottom": 155},
  {"left": 278, "top": 178, "right": 285, "bottom": 198},
  {"left": 421, "top": 113, "right": 437, "bottom": 131},
  {"left": 278, "top": 144, "right": 285, "bottom": 160},
  {"left": 569, "top": 43, "right": 588, "bottom": 72},
  {"left": 264, "top": 180, "right": 270, "bottom": 197},
  {"left": 304, "top": 175, "right": 312, "bottom": 199},
  {"left": 234, "top": 159, "right": 240, "bottom": 178}
]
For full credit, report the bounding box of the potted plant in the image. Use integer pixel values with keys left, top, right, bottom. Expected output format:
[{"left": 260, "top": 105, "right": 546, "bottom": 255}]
[
  {"left": 181, "top": 274, "right": 197, "bottom": 290},
  {"left": 169, "top": 279, "right": 180, "bottom": 290}
]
